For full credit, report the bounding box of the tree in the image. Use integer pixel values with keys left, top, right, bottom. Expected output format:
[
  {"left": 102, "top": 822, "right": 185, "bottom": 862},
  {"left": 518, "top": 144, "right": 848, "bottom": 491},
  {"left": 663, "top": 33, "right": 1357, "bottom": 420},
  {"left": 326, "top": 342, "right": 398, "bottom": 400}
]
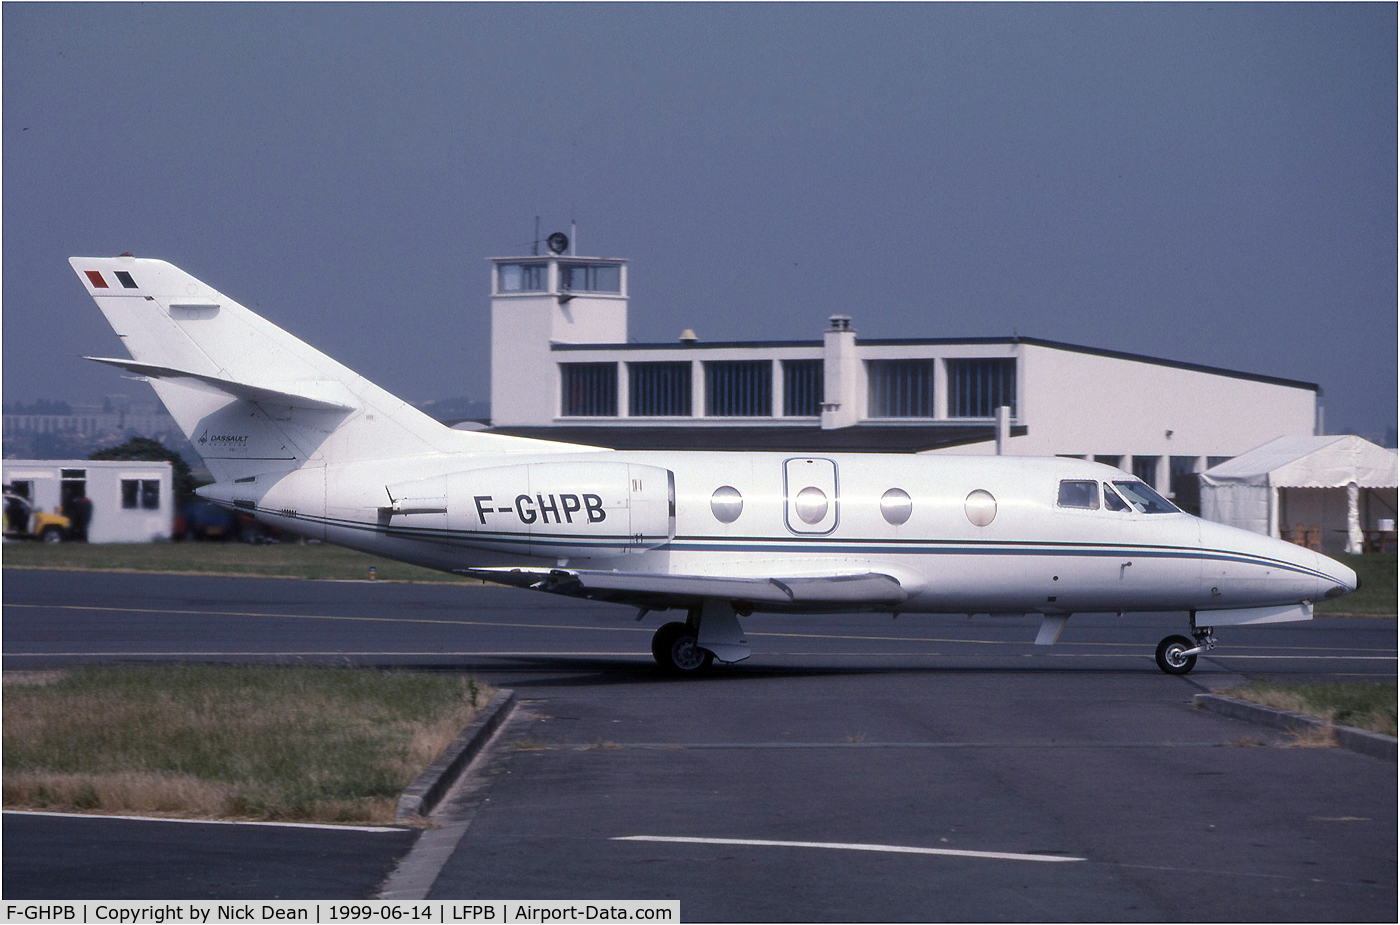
[{"left": 90, "top": 437, "right": 201, "bottom": 499}]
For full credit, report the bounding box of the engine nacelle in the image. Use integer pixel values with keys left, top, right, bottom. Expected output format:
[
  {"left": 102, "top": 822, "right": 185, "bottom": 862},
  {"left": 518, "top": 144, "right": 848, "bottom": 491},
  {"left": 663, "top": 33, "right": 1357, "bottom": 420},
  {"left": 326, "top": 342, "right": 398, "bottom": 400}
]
[{"left": 384, "top": 460, "right": 674, "bottom": 559}]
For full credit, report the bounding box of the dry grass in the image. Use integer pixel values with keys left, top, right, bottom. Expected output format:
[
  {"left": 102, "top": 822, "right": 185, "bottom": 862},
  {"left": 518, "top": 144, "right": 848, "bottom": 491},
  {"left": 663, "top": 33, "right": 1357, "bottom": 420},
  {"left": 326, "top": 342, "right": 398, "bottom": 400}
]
[
  {"left": 1222, "top": 682, "right": 1396, "bottom": 737},
  {"left": 3, "top": 665, "right": 489, "bottom": 823},
  {"left": 1280, "top": 724, "right": 1340, "bottom": 749}
]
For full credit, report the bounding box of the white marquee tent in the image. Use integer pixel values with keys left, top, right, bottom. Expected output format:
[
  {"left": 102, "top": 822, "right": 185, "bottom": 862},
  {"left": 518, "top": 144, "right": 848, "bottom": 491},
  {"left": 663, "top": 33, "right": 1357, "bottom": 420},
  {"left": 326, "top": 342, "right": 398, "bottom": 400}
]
[{"left": 1200, "top": 435, "right": 1398, "bottom": 554}]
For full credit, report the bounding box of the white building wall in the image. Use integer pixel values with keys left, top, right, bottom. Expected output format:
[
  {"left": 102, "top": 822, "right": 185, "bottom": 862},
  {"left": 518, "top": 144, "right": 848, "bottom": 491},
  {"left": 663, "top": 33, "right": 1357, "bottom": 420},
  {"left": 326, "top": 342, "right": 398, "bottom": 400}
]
[
  {"left": 2, "top": 459, "right": 174, "bottom": 543},
  {"left": 989, "top": 344, "right": 1317, "bottom": 460}
]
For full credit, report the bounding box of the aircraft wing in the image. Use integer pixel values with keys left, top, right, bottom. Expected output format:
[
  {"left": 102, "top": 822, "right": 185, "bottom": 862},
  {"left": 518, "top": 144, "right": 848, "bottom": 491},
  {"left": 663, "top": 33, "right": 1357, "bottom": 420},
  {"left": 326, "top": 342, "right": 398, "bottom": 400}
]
[{"left": 461, "top": 566, "right": 908, "bottom": 611}]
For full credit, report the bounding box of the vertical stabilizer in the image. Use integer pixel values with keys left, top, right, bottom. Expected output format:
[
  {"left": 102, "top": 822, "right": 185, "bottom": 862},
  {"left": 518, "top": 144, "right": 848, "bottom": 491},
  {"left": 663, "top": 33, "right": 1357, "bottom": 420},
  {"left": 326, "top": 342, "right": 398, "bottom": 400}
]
[{"left": 71, "top": 256, "right": 582, "bottom": 482}]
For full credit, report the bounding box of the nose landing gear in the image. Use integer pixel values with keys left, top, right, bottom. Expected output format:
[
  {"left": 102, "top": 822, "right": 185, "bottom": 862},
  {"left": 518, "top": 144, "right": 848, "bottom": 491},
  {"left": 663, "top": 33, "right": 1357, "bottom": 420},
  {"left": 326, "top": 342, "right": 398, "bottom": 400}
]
[{"left": 1155, "top": 614, "right": 1216, "bottom": 675}]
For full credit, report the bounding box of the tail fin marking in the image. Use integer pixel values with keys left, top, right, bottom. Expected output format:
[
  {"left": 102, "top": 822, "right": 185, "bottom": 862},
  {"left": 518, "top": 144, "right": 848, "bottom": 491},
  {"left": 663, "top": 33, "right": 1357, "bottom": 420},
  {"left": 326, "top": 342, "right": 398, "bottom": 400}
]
[{"left": 72, "top": 256, "right": 599, "bottom": 482}]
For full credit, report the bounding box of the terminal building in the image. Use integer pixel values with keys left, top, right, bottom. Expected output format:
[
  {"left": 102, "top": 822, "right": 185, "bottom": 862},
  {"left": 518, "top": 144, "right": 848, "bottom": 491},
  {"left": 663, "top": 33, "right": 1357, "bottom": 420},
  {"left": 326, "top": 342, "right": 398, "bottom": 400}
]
[{"left": 485, "top": 238, "right": 1320, "bottom": 507}]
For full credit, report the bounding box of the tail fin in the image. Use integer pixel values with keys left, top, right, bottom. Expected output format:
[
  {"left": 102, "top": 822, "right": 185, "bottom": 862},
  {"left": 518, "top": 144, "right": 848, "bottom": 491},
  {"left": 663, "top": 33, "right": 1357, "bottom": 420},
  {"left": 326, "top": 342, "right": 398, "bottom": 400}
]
[{"left": 72, "top": 256, "right": 580, "bottom": 482}]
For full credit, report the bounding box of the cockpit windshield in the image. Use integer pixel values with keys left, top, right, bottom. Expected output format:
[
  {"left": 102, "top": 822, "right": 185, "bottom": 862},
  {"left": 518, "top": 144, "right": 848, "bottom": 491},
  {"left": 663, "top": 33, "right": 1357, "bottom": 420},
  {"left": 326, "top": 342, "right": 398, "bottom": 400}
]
[{"left": 1111, "top": 480, "right": 1179, "bottom": 514}]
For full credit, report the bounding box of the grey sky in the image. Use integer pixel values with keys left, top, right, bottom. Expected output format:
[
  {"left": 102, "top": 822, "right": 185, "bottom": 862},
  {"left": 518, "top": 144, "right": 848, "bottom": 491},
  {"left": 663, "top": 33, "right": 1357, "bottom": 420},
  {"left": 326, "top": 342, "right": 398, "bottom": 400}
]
[{"left": 5, "top": 3, "right": 1395, "bottom": 439}]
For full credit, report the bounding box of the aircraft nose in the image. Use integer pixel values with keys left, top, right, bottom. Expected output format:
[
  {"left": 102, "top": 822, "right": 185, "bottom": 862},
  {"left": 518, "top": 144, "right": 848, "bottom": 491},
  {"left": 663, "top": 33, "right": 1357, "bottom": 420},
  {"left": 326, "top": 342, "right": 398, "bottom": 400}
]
[{"left": 1316, "top": 552, "right": 1357, "bottom": 601}]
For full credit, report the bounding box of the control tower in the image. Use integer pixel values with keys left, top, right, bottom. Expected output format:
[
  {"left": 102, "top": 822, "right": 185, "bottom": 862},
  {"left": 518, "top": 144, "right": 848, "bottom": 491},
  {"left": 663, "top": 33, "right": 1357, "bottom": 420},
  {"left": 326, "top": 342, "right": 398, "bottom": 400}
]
[{"left": 489, "top": 233, "right": 628, "bottom": 426}]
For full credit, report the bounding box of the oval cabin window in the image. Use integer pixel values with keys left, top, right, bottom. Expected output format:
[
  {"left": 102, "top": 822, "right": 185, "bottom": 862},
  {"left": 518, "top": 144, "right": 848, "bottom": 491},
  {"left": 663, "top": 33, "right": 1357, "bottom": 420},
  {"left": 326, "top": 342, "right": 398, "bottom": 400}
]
[
  {"left": 710, "top": 486, "right": 744, "bottom": 524},
  {"left": 965, "top": 489, "right": 997, "bottom": 527},
  {"left": 880, "top": 488, "right": 913, "bottom": 525},
  {"left": 794, "top": 486, "right": 829, "bottom": 525}
]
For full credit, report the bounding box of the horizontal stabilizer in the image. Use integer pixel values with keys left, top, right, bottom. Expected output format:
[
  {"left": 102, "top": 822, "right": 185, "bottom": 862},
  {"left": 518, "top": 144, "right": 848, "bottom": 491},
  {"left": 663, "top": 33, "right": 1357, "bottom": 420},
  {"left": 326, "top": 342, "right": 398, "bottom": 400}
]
[
  {"left": 84, "top": 356, "right": 355, "bottom": 413},
  {"left": 462, "top": 566, "right": 907, "bottom": 610}
]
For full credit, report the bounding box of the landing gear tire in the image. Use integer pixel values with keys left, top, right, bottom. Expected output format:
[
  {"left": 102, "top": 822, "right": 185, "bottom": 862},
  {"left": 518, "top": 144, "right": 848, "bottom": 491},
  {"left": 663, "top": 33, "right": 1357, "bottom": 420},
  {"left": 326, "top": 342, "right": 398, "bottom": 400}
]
[
  {"left": 651, "top": 621, "right": 714, "bottom": 676},
  {"left": 1155, "top": 634, "right": 1197, "bottom": 675}
]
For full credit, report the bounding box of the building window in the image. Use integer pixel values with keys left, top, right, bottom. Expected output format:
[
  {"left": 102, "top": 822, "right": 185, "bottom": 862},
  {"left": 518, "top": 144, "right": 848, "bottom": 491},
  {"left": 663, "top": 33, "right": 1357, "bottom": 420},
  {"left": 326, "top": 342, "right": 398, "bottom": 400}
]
[
  {"left": 783, "top": 360, "right": 823, "bottom": 417},
  {"left": 560, "top": 263, "right": 621, "bottom": 293},
  {"left": 629, "top": 362, "right": 692, "bottom": 416},
  {"left": 1170, "top": 456, "right": 1202, "bottom": 514},
  {"left": 867, "top": 360, "right": 935, "bottom": 418},
  {"left": 1132, "top": 456, "right": 1158, "bottom": 486},
  {"left": 560, "top": 363, "right": 618, "bottom": 417},
  {"left": 120, "top": 479, "right": 161, "bottom": 510},
  {"left": 705, "top": 361, "right": 771, "bottom": 417},
  {"left": 497, "top": 263, "right": 547, "bottom": 292},
  {"left": 946, "top": 358, "right": 1016, "bottom": 418}
]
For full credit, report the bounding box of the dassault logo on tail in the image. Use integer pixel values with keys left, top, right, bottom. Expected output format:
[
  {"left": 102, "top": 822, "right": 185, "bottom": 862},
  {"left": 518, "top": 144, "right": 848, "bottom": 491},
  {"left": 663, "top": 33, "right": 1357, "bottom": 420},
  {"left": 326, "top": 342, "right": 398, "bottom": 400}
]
[{"left": 197, "top": 429, "right": 250, "bottom": 447}]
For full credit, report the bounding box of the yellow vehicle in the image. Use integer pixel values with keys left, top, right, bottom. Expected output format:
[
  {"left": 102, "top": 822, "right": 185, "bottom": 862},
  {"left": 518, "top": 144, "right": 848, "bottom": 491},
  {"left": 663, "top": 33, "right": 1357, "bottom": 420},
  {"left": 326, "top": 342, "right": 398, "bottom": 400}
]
[{"left": 3, "top": 491, "right": 70, "bottom": 543}]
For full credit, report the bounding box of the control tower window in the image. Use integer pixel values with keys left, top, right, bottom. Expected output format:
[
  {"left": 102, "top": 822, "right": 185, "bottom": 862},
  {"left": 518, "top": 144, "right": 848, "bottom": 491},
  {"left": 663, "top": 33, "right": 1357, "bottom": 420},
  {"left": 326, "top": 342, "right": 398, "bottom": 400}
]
[
  {"left": 561, "top": 264, "right": 621, "bottom": 293},
  {"left": 498, "top": 263, "right": 547, "bottom": 292}
]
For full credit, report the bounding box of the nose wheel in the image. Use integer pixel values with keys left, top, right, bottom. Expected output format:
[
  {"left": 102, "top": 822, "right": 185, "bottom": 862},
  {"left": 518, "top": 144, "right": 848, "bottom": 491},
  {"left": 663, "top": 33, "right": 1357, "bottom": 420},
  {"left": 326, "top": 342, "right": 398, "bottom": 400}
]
[
  {"left": 1155, "top": 635, "right": 1197, "bottom": 674},
  {"left": 1155, "top": 620, "right": 1216, "bottom": 675}
]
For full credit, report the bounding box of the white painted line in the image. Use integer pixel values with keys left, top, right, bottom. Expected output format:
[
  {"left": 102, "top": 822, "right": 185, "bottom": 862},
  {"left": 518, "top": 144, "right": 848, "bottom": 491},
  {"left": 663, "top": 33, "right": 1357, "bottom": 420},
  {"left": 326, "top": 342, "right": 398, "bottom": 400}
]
[
  {"left": 5, "top": 603, "right": 652, "bottom": 634},
  {"left": 613, "top": 835, "right": 1084, "bottom": 863},
  {"left": 3, "top": 809, "right": 404, "bottom": 833},
  {"left": 2, "top": 651, "right": 642, "bottom": 658}
]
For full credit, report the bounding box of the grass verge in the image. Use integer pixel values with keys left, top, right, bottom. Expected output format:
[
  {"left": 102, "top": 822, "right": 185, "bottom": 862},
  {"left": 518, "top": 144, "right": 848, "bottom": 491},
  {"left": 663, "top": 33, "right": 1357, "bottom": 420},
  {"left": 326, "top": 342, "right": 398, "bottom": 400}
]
[
  {"left": 3, "top": 665, "right": 489, "bottom": 824},
  {"left": 1220, "top": 681, "right": 1397, "bottom": 736},
  {"left": 1, "top": 540, "right": 476, "bottom": 583}
]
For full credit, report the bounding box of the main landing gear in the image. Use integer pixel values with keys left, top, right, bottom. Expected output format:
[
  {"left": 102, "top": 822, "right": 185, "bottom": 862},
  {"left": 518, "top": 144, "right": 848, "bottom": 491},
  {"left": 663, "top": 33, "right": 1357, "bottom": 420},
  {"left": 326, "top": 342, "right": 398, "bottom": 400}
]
[
  {"left": 651, "top": 622, "right": 713, "bottom": 675},
  {"left": 649, "top": 600, "right": 751, "bottom": 676},
  {"left": 1155, "top": 614, "right": 1216, "bottom": 675}
]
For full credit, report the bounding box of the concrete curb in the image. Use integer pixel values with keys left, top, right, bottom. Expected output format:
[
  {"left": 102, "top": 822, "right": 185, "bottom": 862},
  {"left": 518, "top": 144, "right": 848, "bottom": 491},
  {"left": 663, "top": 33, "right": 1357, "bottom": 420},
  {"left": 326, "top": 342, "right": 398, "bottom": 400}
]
[
  {"left": 396, "top": 689, "right": 516, "bottom": 821},
  {"left": 1193, "top": 693, "right": 1397, "bottom": 762}
]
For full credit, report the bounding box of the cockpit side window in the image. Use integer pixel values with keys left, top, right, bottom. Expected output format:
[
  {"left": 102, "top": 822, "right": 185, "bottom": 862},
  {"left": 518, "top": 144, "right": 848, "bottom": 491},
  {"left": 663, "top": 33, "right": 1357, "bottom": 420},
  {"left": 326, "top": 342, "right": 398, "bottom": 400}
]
[
  {"left": 1057, "top": 479, "right": 1099, "bottom": 510},
  {"left": 1111, "top": 480, "right": 1179, "bottom": 514},
  {"left": 1103, "top": 483, "right": 1130, "bottom": 512}
]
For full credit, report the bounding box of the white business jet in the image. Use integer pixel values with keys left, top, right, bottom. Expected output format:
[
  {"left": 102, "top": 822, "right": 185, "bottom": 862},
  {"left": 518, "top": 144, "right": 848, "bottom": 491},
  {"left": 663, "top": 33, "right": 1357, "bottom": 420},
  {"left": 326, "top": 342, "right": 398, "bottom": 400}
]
[{"left": 72, "top": 256, "right": 1357, "bottom": 675}]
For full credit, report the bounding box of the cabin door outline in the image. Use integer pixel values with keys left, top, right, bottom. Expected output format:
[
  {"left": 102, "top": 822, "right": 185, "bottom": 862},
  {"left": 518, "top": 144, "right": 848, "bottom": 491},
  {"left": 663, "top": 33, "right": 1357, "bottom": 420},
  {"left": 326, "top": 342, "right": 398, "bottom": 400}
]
[{"left": 783, "top": 457, "right": 839, "bottom": 536}]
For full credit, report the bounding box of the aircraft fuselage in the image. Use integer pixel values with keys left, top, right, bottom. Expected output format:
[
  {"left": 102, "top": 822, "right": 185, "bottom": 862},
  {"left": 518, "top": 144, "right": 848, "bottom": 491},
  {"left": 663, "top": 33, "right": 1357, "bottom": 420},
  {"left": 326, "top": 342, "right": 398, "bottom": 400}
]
[{"left": 202, "top": 450, "right": 1351, "bottom": 620}]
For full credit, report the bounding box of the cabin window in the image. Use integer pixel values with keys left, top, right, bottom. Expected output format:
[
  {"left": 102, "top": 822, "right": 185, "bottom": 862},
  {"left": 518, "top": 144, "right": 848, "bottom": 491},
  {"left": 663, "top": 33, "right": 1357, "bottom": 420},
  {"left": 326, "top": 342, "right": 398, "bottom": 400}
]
[
  {"left": 1112, "top": 480, "right": 1178, "bottom": 514},
  {"left": 965, "top": 489, "right": 997, "bottom": 527},
  {"left": 1058, "top": 480, "right": 1099, "bottom": 510},
  {"left": 794, "top": 486, "right": 829, "bottom": 525},
  {"left": 710, "top": 486, "right": 744, "bottom": 523},
  {"left": 1103, "top": 483, "right": 1130, "bottom": 512},
  {"left": 880, "top": 488, "right": 913, "bottom": 526}
]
